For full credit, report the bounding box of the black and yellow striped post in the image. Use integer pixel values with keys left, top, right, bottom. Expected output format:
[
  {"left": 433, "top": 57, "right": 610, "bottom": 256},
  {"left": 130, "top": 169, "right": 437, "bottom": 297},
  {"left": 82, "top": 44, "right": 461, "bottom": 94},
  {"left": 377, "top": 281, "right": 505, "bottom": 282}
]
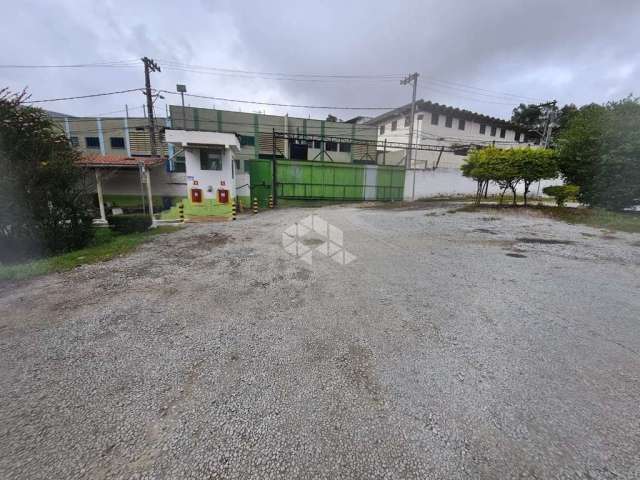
[
  {"left": 268, "top": 194, "right": 274, "bottom": 209},
  {"left": 178, "top": 202, "right": 185, "bottom": 222},
  {"left": 252, "top": 197, "right": 259, "bottom": 214},
  {"left": 231, "top": 201, "right": 237, "bottom": 220}
]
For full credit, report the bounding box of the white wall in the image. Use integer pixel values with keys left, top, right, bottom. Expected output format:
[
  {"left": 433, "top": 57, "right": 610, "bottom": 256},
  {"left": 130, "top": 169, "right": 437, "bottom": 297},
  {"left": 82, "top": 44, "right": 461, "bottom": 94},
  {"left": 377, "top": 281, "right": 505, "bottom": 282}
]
[
  {"left": 185, "top": 147, "right": 236, "bottom": 200},
  {"left": 404, "top": 168, "right": 563, "bottom": 201}
]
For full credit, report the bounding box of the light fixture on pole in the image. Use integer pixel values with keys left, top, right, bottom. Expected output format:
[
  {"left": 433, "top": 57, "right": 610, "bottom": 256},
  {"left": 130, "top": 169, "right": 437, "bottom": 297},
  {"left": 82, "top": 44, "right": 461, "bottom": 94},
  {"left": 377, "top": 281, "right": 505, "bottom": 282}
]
[{"left": 176, "top": 84, "right": 187, "bottom": 129}]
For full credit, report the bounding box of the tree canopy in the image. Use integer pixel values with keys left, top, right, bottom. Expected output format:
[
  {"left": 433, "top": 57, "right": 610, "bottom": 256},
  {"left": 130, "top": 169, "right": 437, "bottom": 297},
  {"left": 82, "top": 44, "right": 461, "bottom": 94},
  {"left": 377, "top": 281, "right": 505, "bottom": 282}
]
[
  {"left": 0, "top": 88, "right": 94, "bottom": 262},
  {"left": 556, "top": 96, "right": 640, "bottom": 211},
  {"left": 461, "top": 146, "right": 557, "bottom": 206}
]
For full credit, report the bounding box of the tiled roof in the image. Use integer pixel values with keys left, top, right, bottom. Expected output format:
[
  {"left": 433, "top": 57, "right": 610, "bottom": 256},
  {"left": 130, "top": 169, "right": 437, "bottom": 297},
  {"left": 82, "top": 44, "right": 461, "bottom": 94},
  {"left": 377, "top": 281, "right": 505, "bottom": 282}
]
[{"left": 77, "top": 154, "right": 165, "bottom": 168}]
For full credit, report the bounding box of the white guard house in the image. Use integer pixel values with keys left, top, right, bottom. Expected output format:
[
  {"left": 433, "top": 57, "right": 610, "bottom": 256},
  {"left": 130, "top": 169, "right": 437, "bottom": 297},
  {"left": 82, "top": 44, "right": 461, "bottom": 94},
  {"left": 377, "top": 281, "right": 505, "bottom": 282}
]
[{"left": 165, "top": 130, "right": 245, "bottom": 218}]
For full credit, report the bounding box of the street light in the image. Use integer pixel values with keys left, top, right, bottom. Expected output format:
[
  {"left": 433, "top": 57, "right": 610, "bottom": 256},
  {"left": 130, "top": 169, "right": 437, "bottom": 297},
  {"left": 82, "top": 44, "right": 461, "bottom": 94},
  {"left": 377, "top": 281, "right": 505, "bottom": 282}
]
[{"left": 176, "top": 84, "right": 187, "bottom": 129}]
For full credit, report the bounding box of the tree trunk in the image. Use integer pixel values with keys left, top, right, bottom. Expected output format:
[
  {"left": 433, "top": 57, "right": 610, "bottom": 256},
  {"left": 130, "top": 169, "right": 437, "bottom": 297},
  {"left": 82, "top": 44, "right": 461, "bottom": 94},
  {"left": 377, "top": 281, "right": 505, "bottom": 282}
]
[
  {"left": 523, "top": 181, "right": 530, "bottom": 207},
  {"left": 510, "top": 184, "right": 517, "bottom": 206}
]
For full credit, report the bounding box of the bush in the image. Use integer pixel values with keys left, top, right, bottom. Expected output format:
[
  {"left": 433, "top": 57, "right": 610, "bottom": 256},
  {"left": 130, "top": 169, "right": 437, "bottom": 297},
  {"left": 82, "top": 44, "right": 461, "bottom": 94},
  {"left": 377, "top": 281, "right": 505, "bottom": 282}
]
[
  {"left": 1, "top": 88, "right": 94, "bottom": 263},
  {"left": 543, "top": 185, "right": 580, "bottom": 207},
  {"left": 107, "top": 214, "right": 152, "bottom": 234}
]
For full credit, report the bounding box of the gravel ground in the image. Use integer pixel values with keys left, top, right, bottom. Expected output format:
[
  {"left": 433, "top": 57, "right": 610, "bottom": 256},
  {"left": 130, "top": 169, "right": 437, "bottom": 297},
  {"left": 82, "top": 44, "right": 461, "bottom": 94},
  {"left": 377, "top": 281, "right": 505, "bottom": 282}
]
[{"left": 1, "top": 203, "right": 639, "bottom": 479}]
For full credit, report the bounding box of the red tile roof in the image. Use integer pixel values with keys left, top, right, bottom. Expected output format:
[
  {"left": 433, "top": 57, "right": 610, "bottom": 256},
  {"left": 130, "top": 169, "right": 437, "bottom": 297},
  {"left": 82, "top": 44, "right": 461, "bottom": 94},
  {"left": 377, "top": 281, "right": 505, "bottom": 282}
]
[{"left": 77, "top": 154, "right": 165, "bottom": 168}]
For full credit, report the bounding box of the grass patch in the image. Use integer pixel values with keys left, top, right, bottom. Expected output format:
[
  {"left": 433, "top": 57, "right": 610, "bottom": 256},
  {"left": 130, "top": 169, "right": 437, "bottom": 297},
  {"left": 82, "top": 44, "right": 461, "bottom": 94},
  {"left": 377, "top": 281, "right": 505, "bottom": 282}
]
[
  {"left": 0, "top": 226, "right": 182, "bottom": 282},
  {"left": 539, "top": 207, "right": 640, "bottom": 233},
  {"left": 455, "top": 204, "right": 640, "bottom": 233}
]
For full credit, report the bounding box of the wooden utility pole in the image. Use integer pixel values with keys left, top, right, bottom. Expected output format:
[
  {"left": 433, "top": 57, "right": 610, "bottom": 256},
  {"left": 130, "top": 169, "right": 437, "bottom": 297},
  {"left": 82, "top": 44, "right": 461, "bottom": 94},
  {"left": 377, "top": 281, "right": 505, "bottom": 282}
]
[
  {"left": 141, "top": 57, "right": 161, "bottom": 156},
  {"left": 401, "top": 73, "right": 419, "bottom": 169}
]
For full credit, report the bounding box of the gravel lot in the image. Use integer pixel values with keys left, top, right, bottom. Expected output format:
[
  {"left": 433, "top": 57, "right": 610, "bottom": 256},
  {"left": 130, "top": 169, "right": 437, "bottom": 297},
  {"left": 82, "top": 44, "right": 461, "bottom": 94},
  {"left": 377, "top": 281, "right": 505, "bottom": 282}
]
[{"left": 1, "top": 203, "right": 639, "bottom": 479}]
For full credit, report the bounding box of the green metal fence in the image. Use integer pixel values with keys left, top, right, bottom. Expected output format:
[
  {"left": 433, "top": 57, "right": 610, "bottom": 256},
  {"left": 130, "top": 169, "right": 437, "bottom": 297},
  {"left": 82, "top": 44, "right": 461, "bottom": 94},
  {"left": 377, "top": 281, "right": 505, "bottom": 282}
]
[{"left": 247, "top": 159, "right": 404, "bottom": 206}]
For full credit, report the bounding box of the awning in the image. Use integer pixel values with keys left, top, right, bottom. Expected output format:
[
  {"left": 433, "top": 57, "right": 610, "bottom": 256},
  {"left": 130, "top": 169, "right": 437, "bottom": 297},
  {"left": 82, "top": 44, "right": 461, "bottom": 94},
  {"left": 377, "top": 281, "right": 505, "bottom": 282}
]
[
  {"left": 165, "top": 129, "right": 240, "bottom": 152},
  {"left": 77, "top": 154, "right": 165, "bottom": 169}
]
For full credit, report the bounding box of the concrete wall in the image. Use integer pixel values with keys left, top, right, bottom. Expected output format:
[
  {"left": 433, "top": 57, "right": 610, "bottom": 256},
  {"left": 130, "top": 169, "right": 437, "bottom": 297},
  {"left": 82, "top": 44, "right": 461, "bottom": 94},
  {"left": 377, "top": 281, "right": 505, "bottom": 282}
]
[{"left": 404, "top": 168, "right": 563, "bottom": 201}]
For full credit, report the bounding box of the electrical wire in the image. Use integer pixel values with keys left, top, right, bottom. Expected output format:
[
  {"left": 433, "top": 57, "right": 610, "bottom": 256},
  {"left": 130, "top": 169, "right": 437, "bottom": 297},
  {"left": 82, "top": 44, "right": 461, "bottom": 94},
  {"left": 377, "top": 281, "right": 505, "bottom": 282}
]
[
  {"left": 160, "top": 90, "right": 397, "bottom": 110},
  {"left": 0, "top": 60, "right": 139, "bottom": 68},
  {"left": 25, "top": 88, "right": 145, "bottom": 103}
]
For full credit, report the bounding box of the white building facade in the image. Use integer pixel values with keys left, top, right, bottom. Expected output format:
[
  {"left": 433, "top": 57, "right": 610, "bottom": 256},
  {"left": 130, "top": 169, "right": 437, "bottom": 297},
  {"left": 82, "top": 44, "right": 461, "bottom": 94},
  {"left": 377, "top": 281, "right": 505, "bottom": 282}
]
[{"left": 369, "top": 100, "right": 534, "bottom": 170}]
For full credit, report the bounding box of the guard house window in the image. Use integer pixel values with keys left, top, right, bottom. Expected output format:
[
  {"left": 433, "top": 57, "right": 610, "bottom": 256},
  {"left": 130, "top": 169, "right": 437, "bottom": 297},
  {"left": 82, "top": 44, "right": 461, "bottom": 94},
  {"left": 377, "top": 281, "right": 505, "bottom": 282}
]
[
  {"left": 85, "top": 137, "right": 100, "bottom": 149},
  {"left": 458, "top": 119, "right": 466, "bottom": 131},
  {"left": 313, "top": 139, "right": 322, "bottom": 149},
  {"left": 479, "top": 124, "right": 486, "bottom": 135},
  {"left": 404, "top": 116, "right": 410, "bottom": 127},
  {"left": 445, "top": 116, "right": 453, "bottom": 128},
  {"left": 69, "top": 136, "right": 79, "bottom": 147},
  {"left": 431, "top": 113, "right": 439, "bottom": 125},
  {"left": 500, "top": 128, "right": 506, "bottom": 138},
  {"left": 110, "top": 137, "right": 125, "bottom": 149},
  {"left": 239, "top": 135, "right": 255, "bottom": 146},
  {"left": 172, "top": 155, "right": 186, "bottom": 173},
  {"left": 379, "top": 125, "right": 385, "bottom": 135},
  {"left": 515, "top": 132, "right": 521, "bottom": 142},
  {"left": 490, "top": 126, "right": 497, "bottom": 136},
  {"left": 325, "top": 141, "right": 338, "bottom": 152},
  {"left": 339, "top": 142, "right": 351, "bottom": 153},
  {"left": 391, "top": 120, "right": 397, "bottom": 131},
  {"left": 200, "top": 149, "right": 223, "bottom": 170}
]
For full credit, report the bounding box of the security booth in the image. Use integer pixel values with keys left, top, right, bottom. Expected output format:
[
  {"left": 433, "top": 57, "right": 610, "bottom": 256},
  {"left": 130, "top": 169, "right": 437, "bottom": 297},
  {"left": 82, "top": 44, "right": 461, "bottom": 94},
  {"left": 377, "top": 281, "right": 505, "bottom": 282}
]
[{"left": 165, "top": 130, "right": 243, "bottom": 219}]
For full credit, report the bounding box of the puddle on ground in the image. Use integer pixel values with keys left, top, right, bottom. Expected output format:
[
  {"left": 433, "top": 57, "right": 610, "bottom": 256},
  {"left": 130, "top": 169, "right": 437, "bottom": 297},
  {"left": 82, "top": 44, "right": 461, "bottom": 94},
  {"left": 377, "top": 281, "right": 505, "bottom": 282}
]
[
  {"left": 474, "top": 228, "right": 498, "bottom": 235},
  {"left": 506, "top": 253, "right": 527, "bottom": 258},
  {"left": 516, "top": 237, "right": 574, "bottom": 245}
]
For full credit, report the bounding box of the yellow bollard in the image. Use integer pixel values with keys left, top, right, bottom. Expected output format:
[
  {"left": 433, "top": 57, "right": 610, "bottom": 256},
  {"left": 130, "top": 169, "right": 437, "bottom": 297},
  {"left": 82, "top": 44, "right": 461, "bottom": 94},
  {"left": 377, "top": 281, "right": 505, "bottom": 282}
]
[
  {"left": 231, "top": 201, "right": 237, "bottom": 221},
  {"left": 178, "top": 202, "right": 185, "bottom": 222},
  {"left": 252, "top": 197, "right": 259, "bottom": 214},
  {"left": 268, "top": 194, "right": 274, "bottom": 209}
]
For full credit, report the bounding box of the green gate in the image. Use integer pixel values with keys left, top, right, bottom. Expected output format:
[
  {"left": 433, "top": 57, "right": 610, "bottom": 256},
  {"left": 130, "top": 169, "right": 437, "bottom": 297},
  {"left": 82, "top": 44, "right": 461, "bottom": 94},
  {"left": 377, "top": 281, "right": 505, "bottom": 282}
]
[{"left": 247, "top": 159, "right": 404, "bottom": 205}]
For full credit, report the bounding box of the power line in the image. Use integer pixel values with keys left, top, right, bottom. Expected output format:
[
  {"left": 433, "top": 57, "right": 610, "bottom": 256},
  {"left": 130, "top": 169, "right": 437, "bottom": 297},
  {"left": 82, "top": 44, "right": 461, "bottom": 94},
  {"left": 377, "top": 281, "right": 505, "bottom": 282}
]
[
  {"left": 157, "top": 60, "right": 405, "bottom": 79},
  {"left": 160, "top": 90, "right": 397, "bottom": 110},
  {"left": 0, "top": 60, "right": 139, "bottom": 69},
  {"left": 25, "top": 88, "right": 144, "bottom": 103},
  {"left": 420, "top": 75, "right": 544, "bottom": 103}
]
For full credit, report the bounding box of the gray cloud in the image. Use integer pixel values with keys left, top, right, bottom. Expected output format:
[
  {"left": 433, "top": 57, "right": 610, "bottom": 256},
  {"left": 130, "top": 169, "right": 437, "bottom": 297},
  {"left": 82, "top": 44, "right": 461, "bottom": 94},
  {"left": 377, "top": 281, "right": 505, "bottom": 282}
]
[{"left": 2, "top": 0, "right": 638, "bottom": 120}]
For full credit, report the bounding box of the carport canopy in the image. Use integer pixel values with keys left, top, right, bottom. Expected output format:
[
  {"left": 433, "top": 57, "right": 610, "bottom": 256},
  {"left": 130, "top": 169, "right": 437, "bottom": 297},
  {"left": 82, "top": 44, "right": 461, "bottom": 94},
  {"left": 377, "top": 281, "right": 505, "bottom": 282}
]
[{"left": 76, "top": 154, "right": 165, "bottom": 223}]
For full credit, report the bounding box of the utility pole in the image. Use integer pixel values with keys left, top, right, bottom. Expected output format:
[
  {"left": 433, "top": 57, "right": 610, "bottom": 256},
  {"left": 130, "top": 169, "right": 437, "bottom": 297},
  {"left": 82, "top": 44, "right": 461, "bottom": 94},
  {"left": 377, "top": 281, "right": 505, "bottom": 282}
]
[
  {"left": 401, "top": 73, "right": 419, "bottom": 169},
  {"left": 141, "top": 57, "right": 161, "bottom": 156}
]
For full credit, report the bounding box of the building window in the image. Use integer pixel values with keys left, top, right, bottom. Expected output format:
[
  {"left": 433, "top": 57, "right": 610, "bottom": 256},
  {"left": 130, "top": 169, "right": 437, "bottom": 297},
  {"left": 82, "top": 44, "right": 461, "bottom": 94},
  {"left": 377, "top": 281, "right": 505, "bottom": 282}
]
[
  {"left": 325, "top": 141, "right": 338, "bottom": 152},
  {"left": 239, "top": 135, "right": 255, "bottom": 146},
  {"left": 200, "top": 149, "right": 223, "bottom": 170},
  {"left": 69, "top": 136, "right": 79, "bottom": 147},
  {"left": 379, "top": 125, "right": 385, "bottom": 135},
  {"left": 404, "top": 116, "right": 410, "bottom": 127},
  {"left": 479, "top": 124, "right": 486, "bottom": 135},
  {"left": 490, "top": 126, "right": 497, "bottom": 136},
  {"left": 458, "top": 119, "right": 465, "bottom": 131},
  {"left": 431, "top": 113, "right": 439, "bottom": 125},
  {"left": 500, "top": 128, "right": 506, "bottom": 138},
  {"left": 313, "top": 139, "right": 322, "bottom": 149},
  {"left": 173, "top": 155, "right": 186, "bottom": 173},
  {"left": 339, "top": 142, "right": 351, "bottom": 153},
  {"left": 391, "top": 120, "right": 397, "bottom": 131},
  {"left": 110, "top": 137, "right": 125, "bottom": 149},
  {"left": 417, "top": 114, "right": 424, "bottom": 120},
  {"left": 445, "top": 116, "right": 453, "bottom": 128},
  {"left": 85, "top": 137, "right": 100, "bottom": 149}
]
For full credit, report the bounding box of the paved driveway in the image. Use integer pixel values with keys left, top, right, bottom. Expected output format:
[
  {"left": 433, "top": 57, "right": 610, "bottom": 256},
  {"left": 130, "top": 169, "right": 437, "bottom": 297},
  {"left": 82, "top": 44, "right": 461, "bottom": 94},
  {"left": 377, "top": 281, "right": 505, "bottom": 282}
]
[{"left": 1, "top": 204, "right": 639, "bottom": 479}]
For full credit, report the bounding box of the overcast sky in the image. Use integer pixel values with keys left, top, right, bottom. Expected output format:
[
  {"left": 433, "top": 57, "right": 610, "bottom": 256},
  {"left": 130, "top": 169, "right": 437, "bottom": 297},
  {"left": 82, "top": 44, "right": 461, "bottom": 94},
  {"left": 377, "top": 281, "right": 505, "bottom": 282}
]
[{"left": 2, "top": 0, "right": 639, "bottom": 121}]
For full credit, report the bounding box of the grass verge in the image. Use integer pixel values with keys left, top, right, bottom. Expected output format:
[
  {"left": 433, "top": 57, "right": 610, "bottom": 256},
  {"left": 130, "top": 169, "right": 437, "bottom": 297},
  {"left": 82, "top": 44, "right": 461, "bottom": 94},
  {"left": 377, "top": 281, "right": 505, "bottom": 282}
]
[
  {"left": 0, "top": 226, "right": 182, "bottom": 282},
  {"left": 457, "top": 204, "right": 640, "bottom": 233}
]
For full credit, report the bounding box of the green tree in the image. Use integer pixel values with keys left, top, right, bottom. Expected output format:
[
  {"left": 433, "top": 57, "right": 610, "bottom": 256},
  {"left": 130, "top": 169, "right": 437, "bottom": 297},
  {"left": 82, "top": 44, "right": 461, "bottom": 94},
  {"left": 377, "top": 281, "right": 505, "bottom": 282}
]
[
  {"left": 0, "top": 88, "right": 94, "bottom": 262},
  {"left": 556, "top": 97, "right": 640, "bottom": 210},
  {"left": 511, "top": 147, "right": 558, "bottom": 206}
]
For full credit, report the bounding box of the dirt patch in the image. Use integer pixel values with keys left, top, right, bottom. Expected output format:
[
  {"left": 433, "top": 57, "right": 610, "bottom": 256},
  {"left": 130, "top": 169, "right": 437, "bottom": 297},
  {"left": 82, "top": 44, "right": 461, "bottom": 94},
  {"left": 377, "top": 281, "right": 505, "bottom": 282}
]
[
  {"left": 600, "top": 234, "right": 619, "bottom": 240},
  {"left": 581, "top": 232, "right": 597, "bottom": 238},
  {"left": 516, "top": 237, "right": 575, "bottom": 245},
  {"left": 301, "top": 237, "right": 324, "bottom": 246}
]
